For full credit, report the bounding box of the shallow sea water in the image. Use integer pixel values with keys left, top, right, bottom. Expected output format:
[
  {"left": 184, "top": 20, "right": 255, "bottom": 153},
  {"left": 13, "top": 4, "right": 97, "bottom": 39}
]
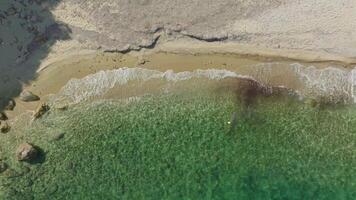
[{"left": 1, "top": 83, "right": 356, "bottom": 199}]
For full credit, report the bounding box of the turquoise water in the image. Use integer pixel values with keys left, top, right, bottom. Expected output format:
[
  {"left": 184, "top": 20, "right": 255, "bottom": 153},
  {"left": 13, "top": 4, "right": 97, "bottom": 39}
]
[{"left": 0, "top": 89, "right": 356, "bottom": 199}]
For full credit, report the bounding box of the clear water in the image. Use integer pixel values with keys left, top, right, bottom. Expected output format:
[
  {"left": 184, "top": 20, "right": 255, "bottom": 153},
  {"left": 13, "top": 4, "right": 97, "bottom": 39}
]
[{"left": 1, "top": 86, "right": 355, "bottom": 199}]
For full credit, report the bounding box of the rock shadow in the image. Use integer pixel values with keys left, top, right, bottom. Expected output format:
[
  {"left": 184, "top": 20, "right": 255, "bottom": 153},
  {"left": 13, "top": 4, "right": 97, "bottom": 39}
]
[
  {"left": 27, "top": 144, "right": 46, "bottom": 165},
  {"left": 0, "top": 0, "right": 71, "bottom": 111}
]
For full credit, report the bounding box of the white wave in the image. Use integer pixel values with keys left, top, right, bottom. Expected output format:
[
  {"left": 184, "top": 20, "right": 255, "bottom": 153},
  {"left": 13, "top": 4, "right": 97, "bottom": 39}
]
[
  {"left": 252, "top": 62, "right": 355, "bottom": 103},
  {"left": 291, "top": 63, "right": 353, "bottom": 102},
  {"left": 51, "top": 65, "right": 356, "bottom": 106},
  {"left": 50, "top": 68, "right": 252, "bottom": 105}
]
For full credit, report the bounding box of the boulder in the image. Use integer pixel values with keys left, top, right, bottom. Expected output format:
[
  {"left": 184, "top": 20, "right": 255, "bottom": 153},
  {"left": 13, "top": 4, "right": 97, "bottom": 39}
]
[
  {"left": 19, "top": 90, "right": 40, "bottom": 102},
  {"left": 33, "top": 103, "right": 50, "bottom": 119},
  {"left": 0, "top": 121, "right": 10, "bottom": 133},
  {"left": 16, "top": 143, "right": 38, "bottom": 162}
]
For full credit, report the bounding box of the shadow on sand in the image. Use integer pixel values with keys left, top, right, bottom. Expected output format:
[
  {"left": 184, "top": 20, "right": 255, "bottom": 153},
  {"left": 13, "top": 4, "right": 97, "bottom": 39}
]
[{"left": 0, "top": 0, "right": 71, "bottom": 111}]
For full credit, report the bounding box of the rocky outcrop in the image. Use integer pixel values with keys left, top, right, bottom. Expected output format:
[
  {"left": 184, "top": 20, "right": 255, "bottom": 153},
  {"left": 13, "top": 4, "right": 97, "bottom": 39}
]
[
  {"left": 16, "top": 143, "right": 38, "bottom": 162},
  {"left": 33, "top": 103, "right": 50, "bottom": 119},
  {"left": 19, "top": 90, "right": 40, "bottom": 102}
]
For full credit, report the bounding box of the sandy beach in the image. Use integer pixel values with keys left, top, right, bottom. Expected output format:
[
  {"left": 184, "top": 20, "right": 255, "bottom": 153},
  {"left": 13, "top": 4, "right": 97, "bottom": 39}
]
[{"left": 4, "top": 38, "right": 355, "bottom": 121}]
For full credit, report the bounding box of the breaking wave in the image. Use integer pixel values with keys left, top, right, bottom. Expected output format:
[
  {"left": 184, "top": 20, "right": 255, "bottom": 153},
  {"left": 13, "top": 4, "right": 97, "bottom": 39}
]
[
  {"left": 50, "top": 64, "right": 356, "bottom": 106},
  {"left": 50, "top": 68, "right": 251, "bottom": 105},
  {"left": 291, "top": 63, "right": 353, "bottom": 102}
]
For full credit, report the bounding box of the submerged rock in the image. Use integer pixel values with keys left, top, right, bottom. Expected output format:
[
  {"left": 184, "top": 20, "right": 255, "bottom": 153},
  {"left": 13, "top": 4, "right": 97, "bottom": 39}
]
[
  {"left": 2, "top": 168, "right": 22, "bottom": 178},
  {"left": 16, "top": 143, "right": 38, "bottom": 162},
  {"left": 33, "top": 103, "right": 50, "bottom": 119},
  {"left": 305, "top": 98, "right": 318, "bottom": 108},
  {"left": 304, "top": 96, "right": 336, "bottom": 109},
  {"left": 52, "top": 132, "right": 65, "bottom": 141},
  {"left": 0, "top": 161, "right": 8, "bottom": 173},
  {"left": 0, "top": 112, "right": 8, "bottom": 120},
  {"left": 0, "top": 121, "right": 10, "bottom": 133},
  {"left": 19, "top": 90, "right": 40, "bottom": 102},
  {"left": 54, "top": 104, "right": 68, "bottom": 111}
]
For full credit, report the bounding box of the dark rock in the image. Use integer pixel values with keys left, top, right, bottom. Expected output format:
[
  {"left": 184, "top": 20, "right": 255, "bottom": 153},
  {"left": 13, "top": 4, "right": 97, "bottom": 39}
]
[
  {"left": 33, "top": 103, "right": 50, "bottom": 119},
  {"left": 16, "top": 143, "right": 38, "bottom": 162},
  {"left": 0, "top": 112, "right": 8, "bottom": 120},
  {"left": 0, "top": 161, "right": 8, "bottom": 173},
  {"left": 4, "top": 99, "right": 16, "bottom": 111},
  {"left": 138, "top": 59, "right": 147, "bottom": 65},
  {"left": 0, "top": 121, "right": 10, "bottom": 133},
  {"left": 19, "top": 90, "right": 40, "bottom": 102},
  {"left": 33, "top": 34, "right": 48, "bottom": 45}
]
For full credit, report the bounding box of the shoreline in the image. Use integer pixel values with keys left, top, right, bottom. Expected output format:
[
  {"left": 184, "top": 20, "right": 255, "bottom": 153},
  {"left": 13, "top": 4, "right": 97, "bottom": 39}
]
[{"left": 4, "top": 40, "right": 356, "bottom": 121}]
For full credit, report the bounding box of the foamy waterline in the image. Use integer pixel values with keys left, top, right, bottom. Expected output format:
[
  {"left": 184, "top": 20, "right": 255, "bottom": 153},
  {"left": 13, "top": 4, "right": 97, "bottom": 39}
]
[
  {"left": 50, "top": 68, "right": 253, "bottom": 105},
  {"left": 50, "top": 65, "right": 356, "bottom": 106},
  {"left": 292, "top": 63, "right": 352, "bottom": 101}
]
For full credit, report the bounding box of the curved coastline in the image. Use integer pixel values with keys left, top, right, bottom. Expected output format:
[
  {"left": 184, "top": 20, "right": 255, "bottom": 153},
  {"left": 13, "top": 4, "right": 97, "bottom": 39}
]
[{"left": 5, "top": 40, "right": 355, "bottom": 121}]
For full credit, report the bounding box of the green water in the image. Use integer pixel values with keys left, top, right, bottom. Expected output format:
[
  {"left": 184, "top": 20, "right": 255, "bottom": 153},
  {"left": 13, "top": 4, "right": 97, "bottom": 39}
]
[{"left": 1, "top": 91, "right": 356, "bottom": 199}]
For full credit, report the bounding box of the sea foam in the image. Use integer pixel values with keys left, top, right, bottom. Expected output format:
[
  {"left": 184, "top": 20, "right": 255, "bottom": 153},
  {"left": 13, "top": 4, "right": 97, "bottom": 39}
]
[
  {"left": 50, "top": 65, "right": 356, "bottom": 105},
  {"left": 50, "top": 68, "right": 251, "bottom": 105},
  {"left": 291, "top": 63, "right": 352, "bottom": 102}
]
